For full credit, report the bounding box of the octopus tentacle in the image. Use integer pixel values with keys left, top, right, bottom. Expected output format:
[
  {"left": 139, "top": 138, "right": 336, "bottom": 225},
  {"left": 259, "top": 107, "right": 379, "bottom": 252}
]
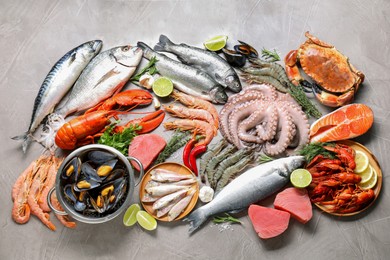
[
  {"left": 265, "top": 103, "right": 296, "bottom": 156},
  {"left": 237, "top": 101, "right": 268, "bottom": 144},
  {"left": 284, "top": 103, "right": 310, "bottom": 155}
]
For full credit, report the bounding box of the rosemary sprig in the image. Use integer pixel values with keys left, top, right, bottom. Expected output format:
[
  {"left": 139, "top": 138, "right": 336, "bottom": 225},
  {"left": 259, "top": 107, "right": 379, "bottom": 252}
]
[
  {"left": 130, "top": 56, "right": 158, "bottom": 83},
  {"left": 288, "top": 84, "right": 322, "bottom": 118},
  {"left": 258, "top": 154, "right": 274, "bottom": 164},
  {"left": 212, "top": 213, "right": 241, "bottom": 224},
  {"left": 261, "top": 48, "right": 281, "bottom": 62},
  {"left": 154, "top": 130, "right": 191, "bottom": 165}
]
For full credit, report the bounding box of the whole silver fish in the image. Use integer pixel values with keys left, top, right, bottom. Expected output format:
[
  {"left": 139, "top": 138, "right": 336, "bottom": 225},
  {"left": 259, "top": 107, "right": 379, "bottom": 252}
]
[
  {"left": 154, "top": 35, "right": 242, "bottom": 93},
  {"left": 54, "top": 45, "right": 142, "bottom": 117},
  {"left": 137, "top": 42, "right": 228, "bottom": 104},
  {"left": 184, "top": 156, "right": 305, "bottom": 233},
  {"left": 12, "top": 40, "right": 102, "bottom": 152}
]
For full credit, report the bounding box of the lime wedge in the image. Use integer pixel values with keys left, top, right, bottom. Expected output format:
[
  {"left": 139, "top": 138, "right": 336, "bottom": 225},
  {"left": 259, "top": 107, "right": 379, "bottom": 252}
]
[
  {"left": 136, "top": 210, "right": 157, "bottom": 231},
  {"left": 123, "top": 204, "right": 140, "bottom": 227},
  {"left": 203, "top": 35, "right": 228, "bottom": 51},
  {"left": 290, "top": 168, "right": 312, "bottom": 188},
  {"left": 357, "top": 164, "right": 373, "bottom": 183},
  {"left": 152, "top": 77, "right": 174, "bottom": 97},
  {"left": 359, "top": 167, "right": 378, "bottom": 190},
  {"left": 354, "top": 150, "right": 369, "bottom": 174}
]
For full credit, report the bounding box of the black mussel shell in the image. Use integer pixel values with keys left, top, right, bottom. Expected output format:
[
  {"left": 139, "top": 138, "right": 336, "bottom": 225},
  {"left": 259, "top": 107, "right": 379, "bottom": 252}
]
[
  {"left": 81, "top": 161, "right": 102, "bottom": 183},
  {"left": 222, "top": 48, "right": 247, "bottom": 67},
  {"left": 234, "top": 40, "right": 258, "bottom": 58},
  {"left": 74, "top": 178, "right": 101, "bottom": 192},
  {"left": 88, "top": 150, "right": 117, "bottom": 165},
  {"left": 61, "top": 157, "right": 81, "bottom": 183}
]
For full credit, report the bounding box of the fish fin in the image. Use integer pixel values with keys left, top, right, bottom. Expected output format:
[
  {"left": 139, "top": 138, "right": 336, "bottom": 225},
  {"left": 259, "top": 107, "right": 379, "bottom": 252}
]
[
  {"left": 183, "top": 208, "right": 208, "bottom": 234},
  {"left": 95, "top": 68, "right": 120, "bottom": 88},
  {"left": 154, "top": 35, "right": 174, "bottom": 52},
  {"left": 11, "top": 133, "right": 32, "bottom": 153}
]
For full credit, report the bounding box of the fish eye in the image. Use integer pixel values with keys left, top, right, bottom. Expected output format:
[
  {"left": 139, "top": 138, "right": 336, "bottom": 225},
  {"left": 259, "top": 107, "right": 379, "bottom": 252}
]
[{"left": 122, "top": 46, "right": 129, "bottom": 52}]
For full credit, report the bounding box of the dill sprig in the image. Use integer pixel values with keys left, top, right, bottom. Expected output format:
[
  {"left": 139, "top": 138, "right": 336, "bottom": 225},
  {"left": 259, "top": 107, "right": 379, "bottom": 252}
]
[
  {"left": 154, "top": 131, "right": 191, "bottom": 165},
  {"left": 288, "top": 84, "right": 322, "bottom": 118},
  {"left": 130, "top": 56, "right": 158, "bottom": 83},
  {"left": 261, "top": 48, "right": 281, "bottom": 62},
  {"left": 258, "top": 154, "right": 274, "bottom": 164},
  {"left": 299, "top": 142, "right": 336, "bottom": 162},
  {"left": 212, "top": 213, "right": 241, "bottom": 224}
]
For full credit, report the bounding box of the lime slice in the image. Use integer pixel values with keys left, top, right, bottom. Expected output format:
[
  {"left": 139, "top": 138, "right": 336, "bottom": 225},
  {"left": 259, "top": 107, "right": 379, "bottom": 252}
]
[
  {"left": 357, "top": 164, "right": 373, "bottom": 183},
  {"left": 359, "top": 167, "right": 378, "bottom": 190},
  {"left": 152, "top": 77, "right": 174, "bottom": 97},
  {"left": 203, "top": 35, "right": 228, "bottom": 51},
  {"left": 123, "top": 204, "right": 140, "bottom": 227},
  {"left": 136, "top": 210, "right": 157, "bottom": 231},
  {"left": 354, "top": 150, "right": 369, "bottom": 174},
  {"left": 290, "top": 168, "right": 312, "bottom": 188}
]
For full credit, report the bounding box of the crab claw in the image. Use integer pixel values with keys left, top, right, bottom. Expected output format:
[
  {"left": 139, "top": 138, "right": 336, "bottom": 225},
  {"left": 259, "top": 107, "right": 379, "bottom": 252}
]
[
  {"left": 86, "top": 89, "right": 153, "bottom": 113},
  {"left": 312, "top": 84, "right": 355, "bottom": 107},
  {"left": 114, "top": 110, "right": 165, "bottom": 134}
]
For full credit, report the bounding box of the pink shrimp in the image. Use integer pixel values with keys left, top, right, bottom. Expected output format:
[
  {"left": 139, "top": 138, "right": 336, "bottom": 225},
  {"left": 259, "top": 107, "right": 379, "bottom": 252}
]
[{"left": 164, "top": 119, "right": 215, "bottom": 146}]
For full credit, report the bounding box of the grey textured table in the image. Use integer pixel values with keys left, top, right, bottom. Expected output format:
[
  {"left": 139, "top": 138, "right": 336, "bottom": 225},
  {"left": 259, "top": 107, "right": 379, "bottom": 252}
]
[{"left": 1, "top": 0, "right": 389, "bottom": 259}]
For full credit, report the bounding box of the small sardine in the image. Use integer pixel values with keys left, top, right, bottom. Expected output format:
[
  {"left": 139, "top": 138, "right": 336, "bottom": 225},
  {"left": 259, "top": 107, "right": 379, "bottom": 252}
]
[
  {"left": 168, "top": 189, "right": 196, "bottom": 221},
  {"left": 150, "top": 169, "right": 194, "bottom": 182},
  {"left": 141, "top": 192, "right": 159, "bottom": 203},
  {"left": 152, "top": 189, "right": 189, "bottom": 210},
  {"left": 137, "top": 42, "right": 228, "bottom": 104},
  {"left": 12, "top": 40, "right": 102, "bottom": 152},
  {"left": 156, "top": 195, "right": 184, "bottom": 218},
  {"left": 146, "top": 185, "right": 188, "bottom": 197},
  {"left": 154, "top": 35, "right": 241, "bottom": 93},
  {"left": 54, "top": 45, "right": 142, "bottom": 117},
  {"left": 145, "top": 178, "right": 196, "bottom": 189}
]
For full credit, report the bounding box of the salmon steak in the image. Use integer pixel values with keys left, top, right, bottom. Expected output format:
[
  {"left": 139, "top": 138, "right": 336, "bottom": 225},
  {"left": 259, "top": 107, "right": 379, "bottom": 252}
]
[
  {"left": 248, "top": 204, "right": 290, "bottom": 239},
  {"left": 310, "top": 103, "right": 374, "bottom": 142},
  {"left": 274, "top": 187, "right": 312, "bottom": 224}
]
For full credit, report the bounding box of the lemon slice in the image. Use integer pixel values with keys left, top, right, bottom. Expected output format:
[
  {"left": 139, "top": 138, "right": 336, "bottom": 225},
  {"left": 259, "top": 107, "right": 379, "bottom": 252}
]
[
  {"left": 203, "top": 35, "right": 228, "bottom": 51},
  {"left": 123, "top": 203, "right": 140, "bottom": 227},
  {"left": 359, "top": 167, "right": 378, "bottom": 190},
  {"left": 152, "top": 77, "right": 174, "bottom": 97},
  {"left": 290, "top": 168, "right": 312, "bottom": 188},
  {"left": 354, "top": 150, "right": 369, "bottom": 174},
  {"left": 357, "top": 165, "right": 373, "bottom": 183},
  {"left": 136, "top": 210, "right": 157, "bottom": 231}
]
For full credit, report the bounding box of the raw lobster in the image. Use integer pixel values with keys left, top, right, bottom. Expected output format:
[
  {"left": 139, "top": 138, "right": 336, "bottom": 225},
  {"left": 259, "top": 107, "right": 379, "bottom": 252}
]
[
  {"left": 85, "top": 89, "right": 153, "bottom": 113},
  {"left": 113, "top": 110, "right": 165, "bottom": 134},
  {"left": 310, "top": 104, "right": 374, "bottom": 143}
]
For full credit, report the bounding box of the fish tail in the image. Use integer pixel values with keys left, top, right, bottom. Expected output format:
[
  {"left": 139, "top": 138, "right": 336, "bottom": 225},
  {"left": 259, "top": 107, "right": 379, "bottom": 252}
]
[
  {"left": 154, "top": 34, "right": 174, "bottom": 52},
  {"left": 11, "top": 133, "right": 32, "bottom": 153},
  {"left": 183, "top": 207, "right": 208, "bottom": 234}
]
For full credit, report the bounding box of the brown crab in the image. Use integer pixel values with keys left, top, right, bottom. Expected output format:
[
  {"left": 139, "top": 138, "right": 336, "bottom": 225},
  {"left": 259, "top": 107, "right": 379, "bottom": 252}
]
[{"left": 285, "top": 32, "right": 365, "bottom": 107}]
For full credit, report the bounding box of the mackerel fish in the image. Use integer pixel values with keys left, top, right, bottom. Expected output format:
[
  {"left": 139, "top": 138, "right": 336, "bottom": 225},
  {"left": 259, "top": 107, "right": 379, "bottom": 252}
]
[
  {"left": 137, "top": 42, "right": 228, "bottom": 104},
  {"left": 154, "top": 35, "right": 241, "bottom": 92},
  {"left": 184, "top": 156, "right": 305, "bottom": 234},
  {"left": 12, "top": 40, "right": 102, "bottom": 153},
  {"left": 54, "top": 45, "right": 142, "bottom": 117}
]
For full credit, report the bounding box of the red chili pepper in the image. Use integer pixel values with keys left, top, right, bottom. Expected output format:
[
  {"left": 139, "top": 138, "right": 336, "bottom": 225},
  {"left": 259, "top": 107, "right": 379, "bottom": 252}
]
[
  {"left": 183, "top": 138, "right": 197, "bottom": 171},
  {"left": 189, "top": 144, "right": 207, "bottom": 176}
]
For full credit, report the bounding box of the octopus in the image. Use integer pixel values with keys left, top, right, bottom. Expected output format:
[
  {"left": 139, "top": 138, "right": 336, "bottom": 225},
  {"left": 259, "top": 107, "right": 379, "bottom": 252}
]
[{"left": 219, "top": 84, "right": 310, "bottom": 156}]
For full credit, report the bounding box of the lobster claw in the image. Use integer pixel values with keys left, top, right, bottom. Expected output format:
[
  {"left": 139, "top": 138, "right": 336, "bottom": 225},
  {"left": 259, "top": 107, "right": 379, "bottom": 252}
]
[
  {"left": 86, "top": 89, "right": 153, "bottom": 113},
  {"left": 114, "top": 110, "right": 165, "bottom": 134}
]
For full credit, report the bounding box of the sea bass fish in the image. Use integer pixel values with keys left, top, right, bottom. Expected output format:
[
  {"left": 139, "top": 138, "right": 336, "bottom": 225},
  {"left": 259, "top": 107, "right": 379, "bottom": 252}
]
[
  {"left": 54, "top": 45, "right": 142, "bottom": 117},
  {"left": 137, "top": 42, "right": 228, "bottom": 104},
  {"left": 184, "top": 156, "right": 305, "bottom": 233},
  {"left": 154, "top": 35, "right": 241, "bottom": 92},
  {"left": 12, "top": 40, "right": 102, "bottom": 153}
]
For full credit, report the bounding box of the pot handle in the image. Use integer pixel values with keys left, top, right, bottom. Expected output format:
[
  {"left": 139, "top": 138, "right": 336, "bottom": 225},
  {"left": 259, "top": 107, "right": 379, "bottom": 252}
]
[
  {"left": 47, "top": 187, "right": 68, "bottom": 216},
  {"left": 127, "top": 156, "right": 144, "bottom": 186}
]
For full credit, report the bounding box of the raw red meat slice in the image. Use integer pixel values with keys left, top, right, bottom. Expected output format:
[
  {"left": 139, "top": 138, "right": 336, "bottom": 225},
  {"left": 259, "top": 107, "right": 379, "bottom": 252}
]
[
  {"left": 128, "top": 134, "right": 166, "bottom": 171},
  {"left": 248, "top": 204, "right": 290, "bottom": 239},
  {"left": 274, "top": 187, "right": 312, "bottom": 224}
]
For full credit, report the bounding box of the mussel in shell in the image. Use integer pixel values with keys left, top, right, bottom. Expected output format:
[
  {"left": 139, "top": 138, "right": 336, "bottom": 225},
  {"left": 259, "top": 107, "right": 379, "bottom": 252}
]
[
  {"left": 222, "top": 48, "right": 247, "bottom": 67},
  {"left": 88, "top": 150, "right": 117, "bottom": 165},
  {"left": 62, "top": 157, "right": 81, "bottom": 183},
  {"left": 234, "top": 40, "right": 258, "bottom": 58}
]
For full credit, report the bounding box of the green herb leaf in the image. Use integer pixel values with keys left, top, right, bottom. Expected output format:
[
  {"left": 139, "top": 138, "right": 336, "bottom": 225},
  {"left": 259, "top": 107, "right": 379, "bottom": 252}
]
[
  {"left": 299, "top": 142, "right": 336, "bottom": 162},
  {"left": 261, "top": 48, "right": 281, "bottom": 62},
  {"left": 288, "top": 84, "right": 322, "bottom": 118},
  {"left": 212, "top": 213, "right": 241, "bottom": 224},
  {"left": 258, "top": 154, "right": 274, "bottom": 164},
  {"left": 130, "top": 56, "right": 159, "bottom": 83},
  {"left": 154, "top": 130, "right": 191, "bottom": 165},
  {"left": 97, "top": 123, "right": 141, "bottom": 155}
]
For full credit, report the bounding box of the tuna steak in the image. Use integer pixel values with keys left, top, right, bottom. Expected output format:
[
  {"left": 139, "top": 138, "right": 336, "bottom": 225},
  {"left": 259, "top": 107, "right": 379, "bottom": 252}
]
[
  {"left": 274, "top": 187, "right": 312, "bottom": 224},
  {"left": 128, "top": 134, "right": 166, "bottom": 171},
  {"left": 248, "top": 204, "right": 290, "bottom": 239}
]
